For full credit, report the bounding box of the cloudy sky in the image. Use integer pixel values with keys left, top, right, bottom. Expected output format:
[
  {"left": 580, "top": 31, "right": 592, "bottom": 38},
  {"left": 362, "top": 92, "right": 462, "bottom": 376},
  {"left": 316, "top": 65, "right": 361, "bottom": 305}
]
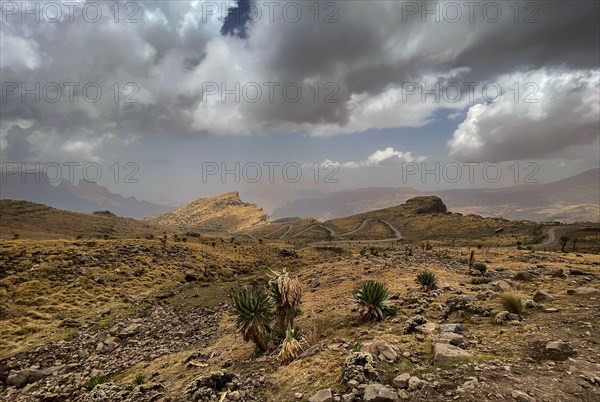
[{"left": 1, "top": 0, "right": 599, "bottom": 210}]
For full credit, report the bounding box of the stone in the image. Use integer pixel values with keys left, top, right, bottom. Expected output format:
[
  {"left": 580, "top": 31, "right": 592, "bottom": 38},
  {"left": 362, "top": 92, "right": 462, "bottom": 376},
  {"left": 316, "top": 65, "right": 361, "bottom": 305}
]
[
  {"left": 6, "top": 369, "right": 45, "bottom": 388},
  {"left": 547, "top": 268, "right": 564, "bottom": 277},
  {"left": 184, "top": 272, "right": 198, "bottom": 282},
  {"left": 494, "top": 311, "right": 511, "bottom": 324},
  {"left": 513, "top": 272, "right": 534, "bottom": 281},
  {"left": 511, "top": 390, "right": 536, "bottom": 402},
  {"left": 439, "top": 323, "right": 466, "bottom": 333},
  {"left": 569, "top": 269, "right": 587, "bottom": 275},
  {"left": 119, "top": 323, "right": 142, "bottom": 338},
  {"left": 294, "top": 392, "right": 304, "bottom": 399},
  {"left": 533, "top": 290, "right": 554, "bottom": 302},
  {"left": 341, "top": 393, "right": 355, "bottom": 402},
  {"left": 415, "top": 322, "right": 438, "bottom": 334},
  {"left": 436, "top": 332, "right": 464, "bottom": 346},
  {"left": 392, "top": 373, "right": 411, "bottom": 389},
  {"left": 361, "top": 340, "right": 398, "bottom": 362},
  {"left": 567, "top": 287, "right": 598, "bottom": 295},
  {"left": 545, "top": 340, "right": 566, "bottom": 351},
  {"left": 433, "top": 343, "right": 472, "bottom": 364},
  {"left": 491, "top": 280, "right": 511, "bottom": 292},
  {"left": 408, "top": 376, "right": 425, "bottom": 391},
  {"left": 363, "top": 383, "right": 400, "bottom": 402},
  {"left": 309, "top": 388, "right": 333, "bottom": 402}
]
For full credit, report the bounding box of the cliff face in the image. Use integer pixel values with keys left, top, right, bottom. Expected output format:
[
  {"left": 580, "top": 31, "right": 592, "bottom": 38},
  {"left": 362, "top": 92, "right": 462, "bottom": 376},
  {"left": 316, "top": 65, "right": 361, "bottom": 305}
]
[{"left": 147, "top": 192, "right": 269, "bottom": 231}]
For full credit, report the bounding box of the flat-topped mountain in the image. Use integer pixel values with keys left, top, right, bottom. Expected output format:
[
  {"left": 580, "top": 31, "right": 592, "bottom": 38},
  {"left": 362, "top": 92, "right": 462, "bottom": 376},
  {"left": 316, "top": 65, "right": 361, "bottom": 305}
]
[{"left": 147, "top": 192, "right": 269, "bottom": 231}]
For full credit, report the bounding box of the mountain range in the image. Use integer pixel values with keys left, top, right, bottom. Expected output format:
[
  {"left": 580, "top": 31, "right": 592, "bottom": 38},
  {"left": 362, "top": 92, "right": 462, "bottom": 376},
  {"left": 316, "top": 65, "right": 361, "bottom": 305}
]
[
  {"left": 273, "top": 169, "right": 600, "bottom": 223},
  {"left": 0, "top": 173, "right": 172, "bottom": 219}
]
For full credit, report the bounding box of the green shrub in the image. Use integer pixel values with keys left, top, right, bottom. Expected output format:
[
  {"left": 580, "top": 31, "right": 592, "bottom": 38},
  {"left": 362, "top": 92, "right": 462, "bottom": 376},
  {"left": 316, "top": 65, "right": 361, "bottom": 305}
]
[
  {"left": 416, "top": 270, "right": 437, "bottom": 290},
  {"left": 472, "top": 262, "right": 487, "bottom": 273},
  {"left": 352, "top": 281, "right": 394, "bottom": 321},
  {"left": 230, "top": 288, "right": 273, "bottom": 352},
  {"left": 134, "top": 375, "right": 145, "bottom": 385},
  {"left": 84, "top": 376, "right": 109, "bottom": 392}
]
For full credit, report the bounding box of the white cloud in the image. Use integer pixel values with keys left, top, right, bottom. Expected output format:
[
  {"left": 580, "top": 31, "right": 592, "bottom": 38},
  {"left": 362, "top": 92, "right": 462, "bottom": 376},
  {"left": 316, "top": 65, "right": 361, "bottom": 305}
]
[
  {"left": 448, "top": 68, "right": 600, "bottom": 162},
  {"left": 319, "top": 147, "right": 427, "bottom": 169}
]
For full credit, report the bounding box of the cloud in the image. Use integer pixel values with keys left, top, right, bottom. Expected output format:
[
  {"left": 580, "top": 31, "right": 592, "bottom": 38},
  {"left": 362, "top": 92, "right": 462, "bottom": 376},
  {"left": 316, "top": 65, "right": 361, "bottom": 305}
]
[
  {"left": 448, "top": 68, "right": 600, "bottom": 162},
  {"left": 316, "top": 147, "right": 427, "bottom": 169},
  {"left": 1, "top": 1, "right": 599, "bottom": 162}
]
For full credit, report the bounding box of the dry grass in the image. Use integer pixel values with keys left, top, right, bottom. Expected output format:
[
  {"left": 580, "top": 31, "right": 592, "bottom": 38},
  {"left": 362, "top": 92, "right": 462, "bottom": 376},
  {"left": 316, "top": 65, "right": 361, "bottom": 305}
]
[{"left": 499, "top": 292, "right": 526, "bottom": 315}]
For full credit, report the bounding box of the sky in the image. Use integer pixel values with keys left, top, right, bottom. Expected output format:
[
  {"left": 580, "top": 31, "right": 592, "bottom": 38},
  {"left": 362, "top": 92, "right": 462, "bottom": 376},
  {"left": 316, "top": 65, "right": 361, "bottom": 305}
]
[{"left": 1, "top": 0, "right": 599, "bottom": 210}]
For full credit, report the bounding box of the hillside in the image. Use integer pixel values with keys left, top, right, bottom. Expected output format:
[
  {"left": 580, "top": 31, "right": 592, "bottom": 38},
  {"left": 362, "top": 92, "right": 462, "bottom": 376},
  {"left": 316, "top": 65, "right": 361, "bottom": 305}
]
[
  {"left": 273, "top": 169, "right": 600, "bottom": 223},
  {"left": 147, "top": 192, "right": 269, "bottom": 231},
  {"left": 0, "top": 200, "right": 160, "bottom": 240}
]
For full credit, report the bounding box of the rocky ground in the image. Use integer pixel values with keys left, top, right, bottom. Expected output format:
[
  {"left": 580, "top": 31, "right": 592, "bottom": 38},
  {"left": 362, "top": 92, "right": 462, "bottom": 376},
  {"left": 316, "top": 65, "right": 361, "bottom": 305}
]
[{"left": 1, "top": 240, "right": 599, "bottom": 401}]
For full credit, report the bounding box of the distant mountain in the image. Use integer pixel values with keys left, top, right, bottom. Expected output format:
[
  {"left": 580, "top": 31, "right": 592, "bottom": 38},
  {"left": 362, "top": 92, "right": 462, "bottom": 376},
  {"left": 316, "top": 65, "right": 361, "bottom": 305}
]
[
  {"left": 146, "top": 191, "right": 270, "bottom": 231},
  {"left": 273, "top": 169, "right": 600, "bottom": 223},
  {"left": 0, "top": 173, "right": 172, "bottom": 219}
]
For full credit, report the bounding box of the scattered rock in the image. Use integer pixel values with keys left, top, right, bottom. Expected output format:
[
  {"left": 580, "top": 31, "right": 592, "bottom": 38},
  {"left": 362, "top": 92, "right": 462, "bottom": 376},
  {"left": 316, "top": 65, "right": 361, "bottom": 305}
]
[
  {"left": 545, "top": 340, "right": 567, "bottom": 351},
  {"left": 567, "top": 287, "right": 598, "bottom": 295},
  {"left": 392, "top": 373, "right": 411, "bottom": 389},
  {"left": 308, "top": 388, "right": 333, "bottom": 402},
  {"left": 491, "top": 280, "right": 511, "bottom": 292},
  {"left": 433, "top": 343, "right": 472, "bottom": 364},
  {"left": 532, "top": 290, "right": 554, "bottom": 302},
  {"left": 363, "top": 383, "right": 400, "bottom": 402},
  {"left": 403, "top": 315, "right": 427, "bottom": 334},
  {"left": 343, "top": 352, "right": 378, "bottom": 384},
  {"left": 6, "top": 369, "right": 45, "bottom": 388},
  {"left": 513, "top": 272, "right": 535, "bottom": 281},
  {"left": 415, "top": 322, "right": 438, "bottom": 334},
  {"left": 361, "top": 340, "right": 398, "bottom": 362},
  {"left": 511, "top": 389, "right": 536, "bottom": 402},
  {"left": 184, "top": 272, "right": 198, "bottom": 282}
]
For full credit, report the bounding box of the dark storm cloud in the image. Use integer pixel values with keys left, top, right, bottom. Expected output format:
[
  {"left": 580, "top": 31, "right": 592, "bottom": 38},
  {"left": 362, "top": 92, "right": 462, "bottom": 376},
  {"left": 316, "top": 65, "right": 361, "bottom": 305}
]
[{"left": 1, "top": 0, "right": 598, "bottom": 162}]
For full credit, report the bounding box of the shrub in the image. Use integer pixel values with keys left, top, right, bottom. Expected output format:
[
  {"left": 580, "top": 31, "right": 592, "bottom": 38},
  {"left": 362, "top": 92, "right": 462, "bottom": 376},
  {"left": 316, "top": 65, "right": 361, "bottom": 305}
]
[
  {"left": 472, "top": 262, "right": 488, "bottom": 273},
  {"left": 134, "top": 375, "right": 145, "bottom": 385},
  {"left": 500, "top": 292, "right": 526, "bottom": 315},
  {"left": 416, "top": 270, "right": 437, "bottom": 290},
  {"left": 470, "top": 277, "right": 492, "bottom": 285},
  {"left": 352, "top": 281, "right": 393, "bottom": 321},
  {"left": 230, "top": 288, "right": 273, "bottom": 353},
  {"left": 84, "top": 376, "right": 109, "bottom": 392}
]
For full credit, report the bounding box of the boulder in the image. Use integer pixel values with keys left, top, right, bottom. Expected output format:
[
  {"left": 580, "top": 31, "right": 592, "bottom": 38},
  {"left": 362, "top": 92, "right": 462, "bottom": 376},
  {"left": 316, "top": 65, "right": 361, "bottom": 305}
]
[
  {"left": 433, "top": 343, "right": 472, "bottom": 364},
  {"left": 511, "top": 390, "right": 536, "bottom": 402},
  {"left": 361, "top": 340, "right": 398, "bottom": 362},
  {"left": 363, "top": 384, "right": 400, "bottom": 402},
  {"left": 513, "top": 272, "right": 535, "bottom": 281},
  {"left": 308, "top": 389, "right": 333, "bottom": 402},
  {"left": 491, "top": 280, "right": 512, "bottom": 292},
  {"left": 567, "top": 287, "right": 598, "bottom": 295},
  {"left": 435, "top": 332, "right": 464, "bottom": 346},
  {"left": 439, "top": 323, "right": 466, "bottom": 333},
  {"left": 532, "top": 290, "right": 554, "bottom": 303},
  {"left": 415, "top": 322, "right": 438, "bottom": 334},
  {"left": 6, "top": 369, "right": 45, "bottom": 388},
  {"left": 392, "top": 373, "right": 411, "bottom": 389}
]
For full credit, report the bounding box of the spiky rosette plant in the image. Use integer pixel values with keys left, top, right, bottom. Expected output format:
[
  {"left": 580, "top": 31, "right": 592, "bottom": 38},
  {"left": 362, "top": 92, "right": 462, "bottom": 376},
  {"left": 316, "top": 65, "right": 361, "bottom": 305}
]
[
  {"left": 416, "top": 270, "right": 437, "bottom": 290},
  {"left": 278, "top": 327, "right": 303, "bottom": 365},
  {"left": 352, "top": 281, "right": 393, "bottom": 321},
  {"left": 268, "top": 269, "right": 302, "bottom": 329},
  {"left": 230, "top": 288, "right": 273, "bottom": 353}
]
